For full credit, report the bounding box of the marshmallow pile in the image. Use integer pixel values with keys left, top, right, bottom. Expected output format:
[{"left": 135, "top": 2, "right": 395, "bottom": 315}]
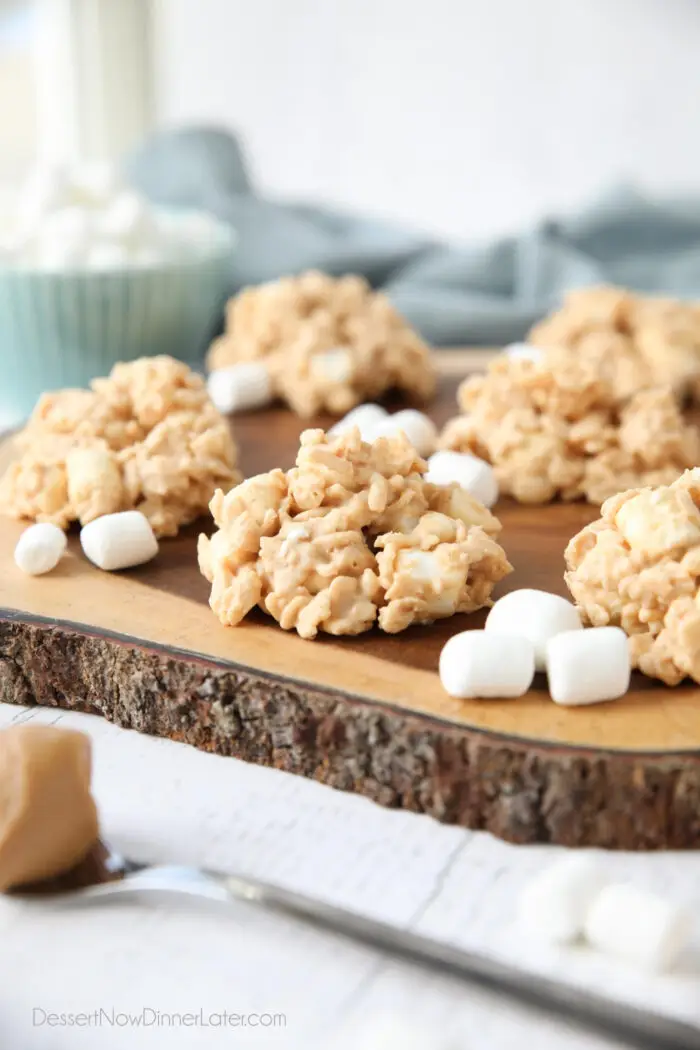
[
  {"left": 439, "top": 589, "right": 631, "bottom": 705},
  {"left": 206, "top": 388, "right": 502, "bottom": 513},
  {"left": 14, "top": 511, "right": 158, "bottom": 576},
  {"left": 330, "top": 404, "right": 439, "bottom": 457},
  {"left": 0, "top": 164, "right": 227, "bottom": 271},
  {"left": 333, "top": 406, "right": 500, "bottom": 505},
  {"left": 519, "top": 854, "right": 691, "bottom": 972}
]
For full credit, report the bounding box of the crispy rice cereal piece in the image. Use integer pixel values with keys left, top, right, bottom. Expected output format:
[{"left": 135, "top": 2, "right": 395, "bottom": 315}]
[
  {"left": 199, "top": 427, "right": 511, "bottom": 638},
  {"left": 564, "top": 470, "right": 700, "bottom": 684},
  {"left": 1, "top": 356, "right": 240, "bottom": 537},
  {"left": 205, "top": 270, "right": 436, "bottom": 417},
  {"left": 529, "top": 286, "right": 700, "bottom": 399},
  {"left": 440, "top": 354, "right": 699, "bottom": 506}
]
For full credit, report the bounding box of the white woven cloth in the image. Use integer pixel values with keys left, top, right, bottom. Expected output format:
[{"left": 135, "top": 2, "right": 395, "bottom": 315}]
[{"left": 1, "top": 702, "right": 698, "bottom": 1050}]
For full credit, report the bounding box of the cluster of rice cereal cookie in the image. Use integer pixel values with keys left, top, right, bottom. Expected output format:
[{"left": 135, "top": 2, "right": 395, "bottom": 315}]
[
  {"left": 529, "top": 285, "right": 700, "bottom": 401},
  {"left": 206, "top": 270, "right": 436, "bottom": 417},
  {"left": 1, "top": 356, "right": 240, "bottom": 537},
  {"left": 198, "top": 427, "right": 511, "bottom": 638},
  {"left": 565, "top": 469, "right": 700, "bottom": 685},
  {"left": 440, "top": 350, "right": 699, "bottom": 505}
]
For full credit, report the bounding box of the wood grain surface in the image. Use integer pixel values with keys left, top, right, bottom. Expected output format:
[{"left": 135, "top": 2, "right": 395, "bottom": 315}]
[{"left": 0, "top": 350, "right": 698, "bottom": 849}]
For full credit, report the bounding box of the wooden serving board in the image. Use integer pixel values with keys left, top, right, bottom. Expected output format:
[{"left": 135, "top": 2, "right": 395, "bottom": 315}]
[{"left": 0, "top": 351, "right": 698, "bottom": 850}]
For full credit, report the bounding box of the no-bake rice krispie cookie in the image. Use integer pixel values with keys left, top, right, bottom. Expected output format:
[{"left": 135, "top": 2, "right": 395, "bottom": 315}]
[
  {"left": 439, "top": 353, "right": 700, "bottom": 505},
  {"left": 1, "top": 356, "right": 240, "bottom": 537},
  {"left": 206, "top": 270, "right": 436, "bottom": 417},
  {"left": 529, "top": 286, "right": 700, "bottom": 400},
  {"left": 198, "top": 427, "right": 511, "bottom": 638},
  {"left": 565, "top": 470, "right": 700, "bottom": 684}
]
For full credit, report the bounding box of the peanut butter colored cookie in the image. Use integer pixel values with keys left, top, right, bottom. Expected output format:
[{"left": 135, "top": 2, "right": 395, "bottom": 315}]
[
  {"left": 206, "top": 271, "right": 436, "bottom": 417},
  {"left": 529, "top": 286, "right": 700, "bottom": 400},
  {"left": 0, "top": 725, "right": 99, "bottom": 891},
  {"left": 440, "top": 353, "right": 699, "bottom": 505},
  {"left": 199, "top": 427, "right": 511, "bottom": 638},
  {"left": 565, "top": 469, "right": 700, "bottom": 685},
  {"left": 1, "top": 356, "right": 241, "bottom": 537}
]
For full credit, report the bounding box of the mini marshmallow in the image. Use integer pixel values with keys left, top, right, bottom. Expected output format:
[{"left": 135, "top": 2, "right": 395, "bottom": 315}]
[
  {"left": 439, "top": 630, "right": 535, "bottom": 699},
  {"left": 328, "top": 403, "right": 388, "bottom": 441},
  {"left": 371, "top": 409, "right": 438, "bottom": 456},
  {"left": 207, "top": 362, "right": 273, "bottom": 414},
  {"left": 85, "top": 243, "right": 131, "bottom": 271},
  {"left": 33, "top": 205, "right": 93, "bottom": 267},
  {"left": 485, "top": 588, "right": 582, "bottom": 671},
  {"left": 97, "top": 191, "right": 156, "bottom": 246},
  {"left": 503, "top": 342, "right": 545, "bottom": 364},
  {"left": 584, "top": 883, "right": 690, "bottom": 972},
  {"left": 309, "top": 347, "right": 354, "bottom": 385},
  {"left": 546, "top": 626, "right": 630, "bottom": 706},
  {"left": 425, "top": 450, "right": 498, "bottom": 508},
  {"left": 14, "top": 523, "right": 67, "bottom": 576},
  {"left": 80, "top": 511, "right": 158, "bottom": 571},
  {"left": 518, "top": 854, "right": 608, "bottom": 945},
  {"left": 15, "top": 166, "right": 72, "bottom": 230},
  {"left": 129, "top": 247, "right": 167, "bottom": 268},
  {"left": 73, "top": 161, "right": 124, "bottom": 205},
  {"left": 4, "top": 164, "right": 229, "bottom": 272}
]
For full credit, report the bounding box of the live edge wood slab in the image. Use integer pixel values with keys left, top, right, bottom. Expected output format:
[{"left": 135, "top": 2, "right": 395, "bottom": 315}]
[{"left": 0, "top": 350, "right": 699, "bottom": 851}]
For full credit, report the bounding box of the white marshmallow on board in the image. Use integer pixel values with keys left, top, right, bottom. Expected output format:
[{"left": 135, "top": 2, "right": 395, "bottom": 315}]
[
  {"left": 425, "top": 450, "right": 499, "bottom": 509},
  {"left": 502, "top": 342, "right": 545, "bottom": 365},
  {"left": 546, "top": 626, "right": 630, "bottom": 706},
  {"left": 80, "top": 511, "right": 158, "bottom": 571},
  {"left": 328, "top": 403, "right": 388, "bottom": 441},
  {"left": 518, "top": 854, "right": 608, "bottom": 945},
  {"left": 485, "top": 588, "right": 582, "bottom": 671},
  {"left": 14, "top": 523, "right": 67, "bottom": 576},
  {"left": 370, "top": 409, "right": 438, "bottom": 456},
  {"left": 207, "top": 362, "right": 273, "bottom": 415},
  {"left": 584, "top": 883, "right": 690, "bottom": 972},
  {"left": 439, "top": 630, "right": 535, "bottom": 699}
]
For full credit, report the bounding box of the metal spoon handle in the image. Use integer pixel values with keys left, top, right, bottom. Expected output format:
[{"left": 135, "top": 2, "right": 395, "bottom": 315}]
[{"left": 217, "top": 872, "right": 700, "bottom": 1050}]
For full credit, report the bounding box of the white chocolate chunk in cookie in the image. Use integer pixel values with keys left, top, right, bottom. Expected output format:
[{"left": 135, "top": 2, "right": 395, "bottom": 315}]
[
  {"left": 614, "top": 488, "right": 700, "bottom": 555},
  {"left": 309, "top": 347, "right": 354, "bottom": 385}
]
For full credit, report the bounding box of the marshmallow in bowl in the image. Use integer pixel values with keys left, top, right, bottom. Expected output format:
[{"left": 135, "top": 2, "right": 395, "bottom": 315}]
[{"left": 2, "top": 164, "right": 229, "bottom": 271}]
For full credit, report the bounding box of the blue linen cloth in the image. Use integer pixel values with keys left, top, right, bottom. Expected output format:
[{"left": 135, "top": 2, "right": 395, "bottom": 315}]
[{"left": 128, "top": 127, "right": 700, "bottom": 347}]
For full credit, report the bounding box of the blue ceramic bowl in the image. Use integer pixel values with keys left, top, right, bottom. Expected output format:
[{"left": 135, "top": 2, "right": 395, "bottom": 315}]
[{"left": 0, "top": 218, "right": 235, "bottom": 424}]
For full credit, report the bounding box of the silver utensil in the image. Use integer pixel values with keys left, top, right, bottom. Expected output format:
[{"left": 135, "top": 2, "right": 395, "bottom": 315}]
[{"left": 16, "top": 852, "right": 700, "bottom": 1050}]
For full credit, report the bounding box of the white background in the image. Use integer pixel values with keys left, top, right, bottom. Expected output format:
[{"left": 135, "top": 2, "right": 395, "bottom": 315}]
[{"left": 153, "top": 0, "right": 700, "bottom": 240}]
